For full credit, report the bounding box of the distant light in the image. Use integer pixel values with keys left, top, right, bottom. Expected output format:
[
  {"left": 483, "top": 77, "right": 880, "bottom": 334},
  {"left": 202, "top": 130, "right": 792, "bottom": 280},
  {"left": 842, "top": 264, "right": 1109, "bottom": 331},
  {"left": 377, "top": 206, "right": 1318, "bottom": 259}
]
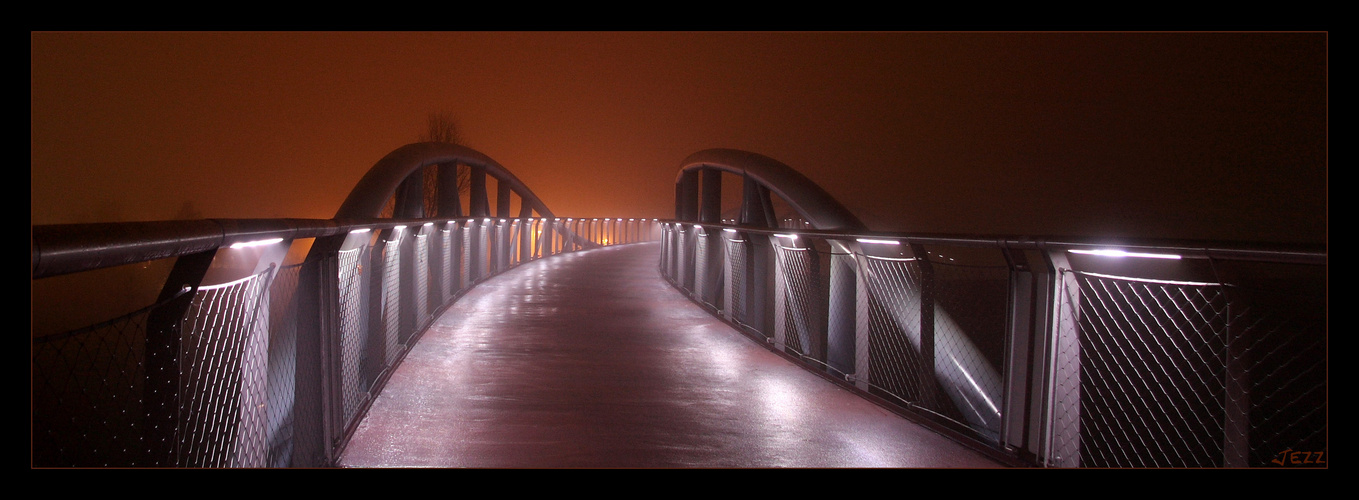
[
  {"left": 423, "top": 222, "right": 433, "bottom": 227},
  {"left": 857, "top": 238, "right": 900, "bottom": 245},
  {"left": 1069, "top": 248, "right": 1182, "bottom": 260},
  {"left": 722, "top": 228, "right": 738, "bottom": 233},
  {"left": 483, "top": 218, "right": 491, "bottom": 223},
  {"left": 230, "top": 238, "right": 283, "bottom": 249},
  {"left": 393, "top": 225, "right": 406, "bottom": 230},
  {"left": 775, "top": 234, "right": 798, "bottom": 239},
  {"left": 349, "top": 228, "right": 371, "bottom": 235}
]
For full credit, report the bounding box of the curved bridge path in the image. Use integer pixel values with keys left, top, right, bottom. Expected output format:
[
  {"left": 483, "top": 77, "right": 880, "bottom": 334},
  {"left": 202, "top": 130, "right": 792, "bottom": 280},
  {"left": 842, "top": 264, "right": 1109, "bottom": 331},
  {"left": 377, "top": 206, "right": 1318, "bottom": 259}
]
[{"left": 338, "top": 243, "right": 1003, "bottom": 468}]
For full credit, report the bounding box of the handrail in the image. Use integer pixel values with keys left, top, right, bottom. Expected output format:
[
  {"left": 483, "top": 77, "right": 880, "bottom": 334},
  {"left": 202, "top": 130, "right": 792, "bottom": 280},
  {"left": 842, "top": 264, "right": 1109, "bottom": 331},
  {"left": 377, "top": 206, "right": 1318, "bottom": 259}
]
[{"left": 672, "top": 222, "right": 1327, "bottom": 265}]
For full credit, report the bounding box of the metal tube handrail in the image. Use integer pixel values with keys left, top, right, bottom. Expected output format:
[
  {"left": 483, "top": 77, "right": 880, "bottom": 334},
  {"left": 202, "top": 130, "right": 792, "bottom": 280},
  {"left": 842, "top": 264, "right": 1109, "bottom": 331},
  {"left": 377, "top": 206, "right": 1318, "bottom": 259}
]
[
  {"left": 32, "top": 216, "right": 631, "bottom": 280},
  {"left": 662, "top": 221, "right": 1326, "bottom": 265}
]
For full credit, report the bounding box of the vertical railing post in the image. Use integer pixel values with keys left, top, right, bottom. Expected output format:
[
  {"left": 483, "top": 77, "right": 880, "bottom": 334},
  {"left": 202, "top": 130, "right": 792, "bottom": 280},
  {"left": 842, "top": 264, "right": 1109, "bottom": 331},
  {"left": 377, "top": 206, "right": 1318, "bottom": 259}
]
[
  {"left": 852, "top": 248, "right": 872, "bottom": 391},
  {"left": 1000, "top": 247, "right": 1044, "bottom": 461},
  {"left": 748, "top": 233, "right": 775, "bottom": 338},
  {"left": 1043, "top": 248, "right": 1081, "bottom": 467},
  {"left": 908, "top": 243, "right": 939, "bottom": 410},
  {"left": 826, "top": 241, "right": 858, "bottom": 378},
  {"left": 293, "top": 234, "right": 346, "bottom": 467}
]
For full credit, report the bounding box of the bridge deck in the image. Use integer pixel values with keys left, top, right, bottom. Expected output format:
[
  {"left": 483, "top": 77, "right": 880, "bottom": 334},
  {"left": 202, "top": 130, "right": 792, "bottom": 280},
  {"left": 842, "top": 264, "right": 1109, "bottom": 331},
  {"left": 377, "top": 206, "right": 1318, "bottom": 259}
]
[{"left": 338, "top": 243, "right": 1003, "bottom": 468}]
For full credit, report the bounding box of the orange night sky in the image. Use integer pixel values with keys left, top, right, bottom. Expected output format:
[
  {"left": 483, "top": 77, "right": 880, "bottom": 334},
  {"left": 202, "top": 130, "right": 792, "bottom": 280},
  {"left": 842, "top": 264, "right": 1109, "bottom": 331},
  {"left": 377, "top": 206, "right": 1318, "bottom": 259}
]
[{"left": 31, "top": 32, "right": 1326, "bottom": 244}]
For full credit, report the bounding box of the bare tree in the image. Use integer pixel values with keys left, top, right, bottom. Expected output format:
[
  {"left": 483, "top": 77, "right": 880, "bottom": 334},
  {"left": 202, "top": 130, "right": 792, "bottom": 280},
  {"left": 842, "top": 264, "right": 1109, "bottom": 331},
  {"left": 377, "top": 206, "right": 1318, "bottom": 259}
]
[
  {"left": 419, "top": 112, "right": 470, "bottom": 217},
  {"left": 423, "top": 111, "right": 461, "bottom": 144}
]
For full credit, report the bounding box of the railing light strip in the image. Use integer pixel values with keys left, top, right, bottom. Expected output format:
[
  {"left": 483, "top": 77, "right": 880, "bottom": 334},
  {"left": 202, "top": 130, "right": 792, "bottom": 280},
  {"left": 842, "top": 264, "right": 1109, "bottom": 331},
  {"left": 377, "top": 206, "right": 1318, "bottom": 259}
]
[
  {"left": 1069, "top": 248, "right": 1182, "bottom": 260},
  {"left": 856, "top": 238, "right": 900, "bottom": 245},
  {"left": 229, "top": 238, "right": 284, "bottom": 249}
]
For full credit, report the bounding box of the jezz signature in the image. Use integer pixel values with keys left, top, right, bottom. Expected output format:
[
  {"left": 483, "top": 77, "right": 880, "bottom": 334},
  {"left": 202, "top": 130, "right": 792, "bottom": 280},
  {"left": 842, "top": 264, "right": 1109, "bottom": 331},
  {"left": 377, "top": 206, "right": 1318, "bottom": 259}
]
[{"left": 1271, "top": 448, "right": 1326, "bottom": 466}]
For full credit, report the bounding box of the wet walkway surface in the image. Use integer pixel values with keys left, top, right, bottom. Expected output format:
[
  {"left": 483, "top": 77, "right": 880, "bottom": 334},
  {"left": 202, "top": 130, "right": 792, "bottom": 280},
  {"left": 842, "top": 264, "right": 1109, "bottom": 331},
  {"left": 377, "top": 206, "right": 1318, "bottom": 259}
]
[{"left": 338, "top": 243, "right": 1003, "bottom": 468}]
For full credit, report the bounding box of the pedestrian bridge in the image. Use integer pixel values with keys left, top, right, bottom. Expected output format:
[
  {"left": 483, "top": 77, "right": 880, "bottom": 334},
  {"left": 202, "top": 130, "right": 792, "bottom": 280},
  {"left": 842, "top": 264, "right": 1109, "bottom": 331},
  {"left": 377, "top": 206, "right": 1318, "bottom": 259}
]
[{"left": 31, "top": 143, "right": 1327, "bottom": 468}]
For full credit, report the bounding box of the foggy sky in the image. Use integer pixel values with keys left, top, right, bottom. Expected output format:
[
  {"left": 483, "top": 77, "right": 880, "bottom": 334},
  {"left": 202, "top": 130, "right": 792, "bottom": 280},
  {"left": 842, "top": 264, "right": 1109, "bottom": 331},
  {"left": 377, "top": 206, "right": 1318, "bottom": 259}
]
[{"left": 30, "top": 32, "right": 1327, "bottom": 244}]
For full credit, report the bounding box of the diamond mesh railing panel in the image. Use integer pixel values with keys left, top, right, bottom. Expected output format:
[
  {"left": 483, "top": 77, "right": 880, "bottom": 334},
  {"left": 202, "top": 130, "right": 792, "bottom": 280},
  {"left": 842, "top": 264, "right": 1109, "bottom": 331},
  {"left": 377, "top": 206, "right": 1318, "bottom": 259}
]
[
  {"left": 175, "top": 267, "right": 273, "bottom": 467},
  {"left": 661, "top": 225, "right": 676, "bottom": 280},
  {"left": 1056, "top": 271, "right": 1232, "bottom": 467},
  {"left": 32, "top": 294, "right": 176, "bottom": 466},
  {"left": 379, "top": 238, "right": 403, "bottom": 368},
  {"left": 477, "top": 224, "right": 489, "bottom": 281},
  {"left": 775, "top": 244, "right": 824, "bottom": 359},
  {"left": 461, "top": 225, "right": 473, "bottom": 290},
  {"left": 694, "top": 228, "right": 711, "bottom": 306},
  {"left": 264, "top": 263, "right": 300, "bottom": 467},
  {"left": 726, "top": 237, "right": 749, "bottom": 326},
  {"left": 861, "top": 256, "right": 933, "bottom": 410},
  {"left": 931, "top": 260, "right": 1008, "bottom": 440},
  {"left": 440, "top": 227, "right": 454, "bottom": 302},
  {"left": 493, "top": 223, "right": 506, "bottom": 273},
  {"left": 336, "top": 247, "right": 368, "bottom": 426},
  {"left": 1230, "top": 281, "right": 1327, "bottom": 467},
  {"left": 414, "top": 233, "right": 430, "bottom": 331},
  {"left": 678, "top": 227, "right": 692, "bottom": 293}
]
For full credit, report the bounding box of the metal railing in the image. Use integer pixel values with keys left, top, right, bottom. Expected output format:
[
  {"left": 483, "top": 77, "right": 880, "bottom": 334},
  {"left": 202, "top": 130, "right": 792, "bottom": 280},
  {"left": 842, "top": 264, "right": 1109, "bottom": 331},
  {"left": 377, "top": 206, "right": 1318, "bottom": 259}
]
[
  {"left": 31, "top": 215, "right": 663, "bottom": 467},
  {"left": 658, "top": 221, "right": 1326, "bottom": 467}
]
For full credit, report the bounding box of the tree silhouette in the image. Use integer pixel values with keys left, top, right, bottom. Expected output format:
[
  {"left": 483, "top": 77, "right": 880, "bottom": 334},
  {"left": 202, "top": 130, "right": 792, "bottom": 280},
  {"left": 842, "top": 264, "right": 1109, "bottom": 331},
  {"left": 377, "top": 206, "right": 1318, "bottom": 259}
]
[{"left": 420, "top": 112, "right": 469, "bottom": 217}]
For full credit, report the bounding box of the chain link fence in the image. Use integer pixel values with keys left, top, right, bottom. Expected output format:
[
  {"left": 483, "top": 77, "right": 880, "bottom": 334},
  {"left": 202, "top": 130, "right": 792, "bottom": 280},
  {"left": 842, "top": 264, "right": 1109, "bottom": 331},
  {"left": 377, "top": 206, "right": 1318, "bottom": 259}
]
[{"left": 33, "top": 291, "right": 179, "bottom": 466}]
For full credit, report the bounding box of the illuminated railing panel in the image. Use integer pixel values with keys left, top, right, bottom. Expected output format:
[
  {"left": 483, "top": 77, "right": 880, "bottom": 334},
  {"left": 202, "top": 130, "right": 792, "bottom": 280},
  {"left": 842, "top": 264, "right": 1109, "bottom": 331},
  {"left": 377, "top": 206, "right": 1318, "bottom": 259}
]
[{"left": 659, "top": 221, "right": 1326, "bottom": 467}]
